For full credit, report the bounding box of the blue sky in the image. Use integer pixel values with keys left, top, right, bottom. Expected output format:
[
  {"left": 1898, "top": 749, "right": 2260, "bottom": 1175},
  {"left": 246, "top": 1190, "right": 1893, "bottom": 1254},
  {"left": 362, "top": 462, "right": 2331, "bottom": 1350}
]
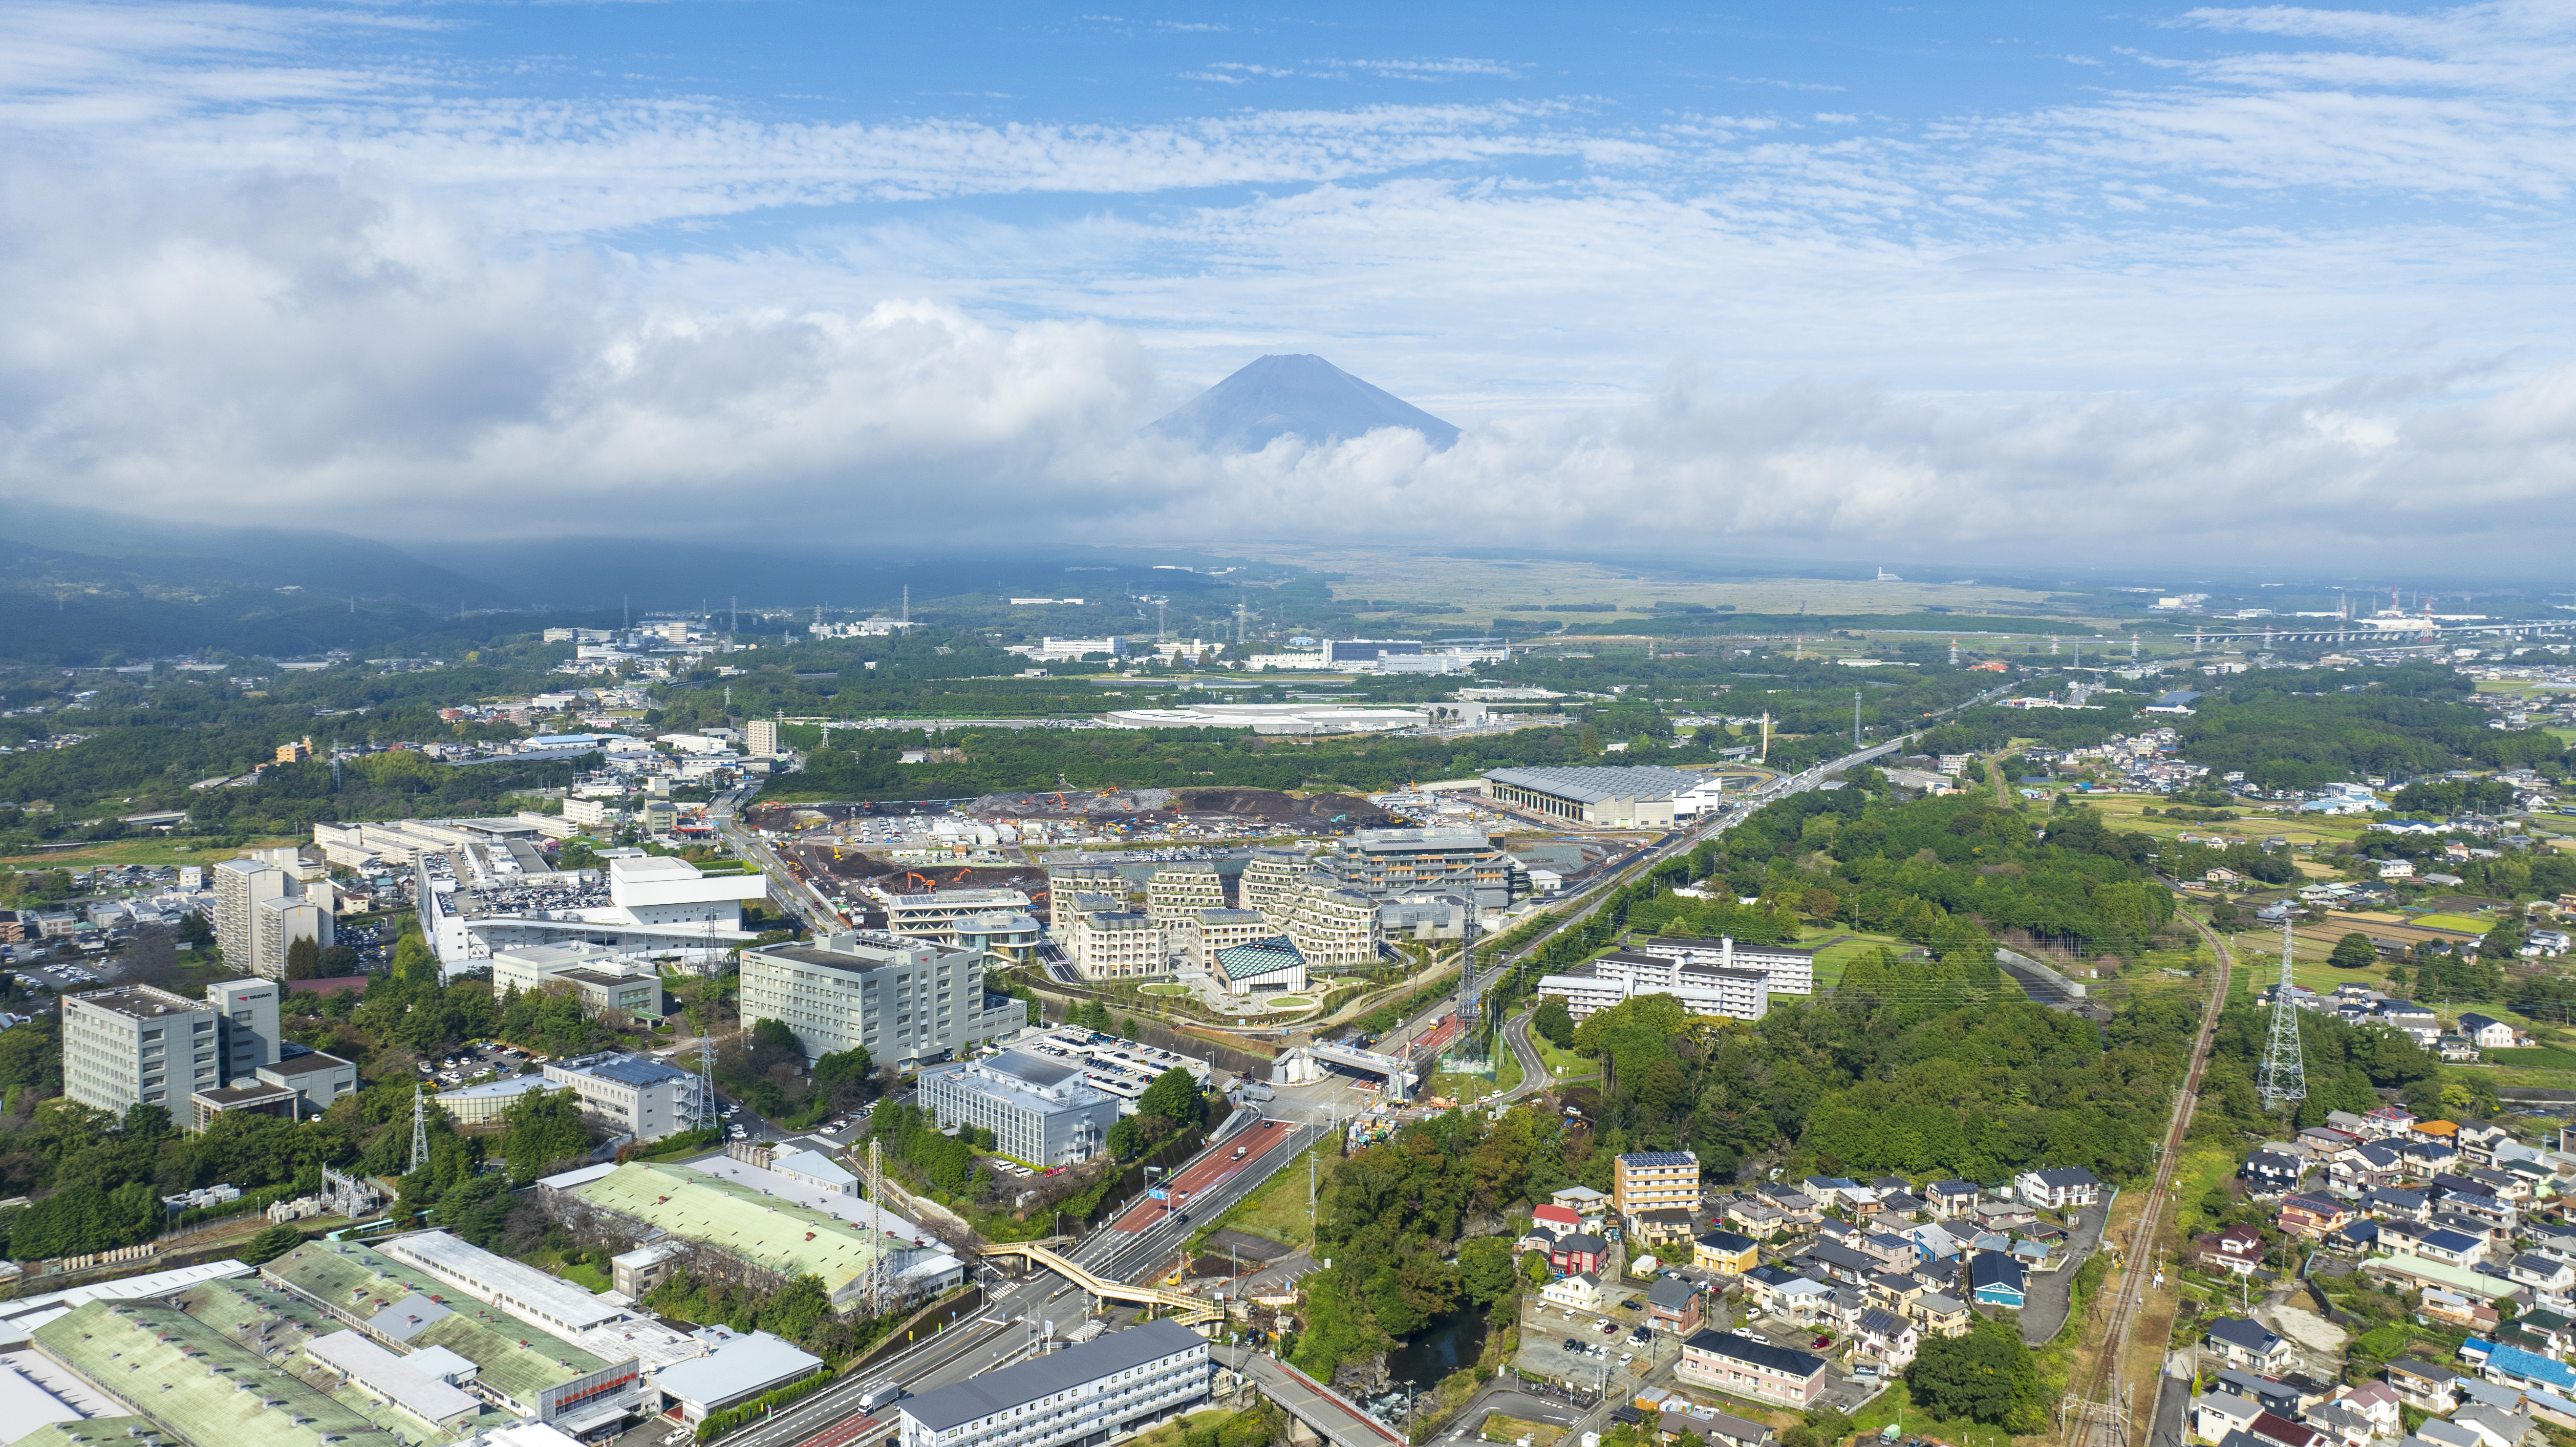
[{"left": 3, "top": 0, "right": 2573, "bottom": 567}]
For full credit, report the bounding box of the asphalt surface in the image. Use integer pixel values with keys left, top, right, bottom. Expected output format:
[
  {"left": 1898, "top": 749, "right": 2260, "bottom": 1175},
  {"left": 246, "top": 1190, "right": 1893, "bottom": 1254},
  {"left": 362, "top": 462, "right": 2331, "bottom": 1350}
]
[{"left": 2017, "top": 1205, "right": 2107, "bottom": 1344}]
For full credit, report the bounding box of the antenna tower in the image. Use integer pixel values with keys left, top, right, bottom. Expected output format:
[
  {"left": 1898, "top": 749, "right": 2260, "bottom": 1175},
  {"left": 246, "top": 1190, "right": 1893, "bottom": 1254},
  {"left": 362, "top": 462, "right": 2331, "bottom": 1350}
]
[
  {"left": 695, "top": 1019, "right": 721, "bottom": 1131},
  {"left": 2256, "top": 916, "right": 2308, "bottom": 1110},
  {"left": 410, "top": 1082, "right": 429, "bottom": 1172},
  {"left": 901, "top": 584, "right": 909, "bottom": 624},
  {"left": 866, "top": 1138, "right": 889, "bottom": 1315}
]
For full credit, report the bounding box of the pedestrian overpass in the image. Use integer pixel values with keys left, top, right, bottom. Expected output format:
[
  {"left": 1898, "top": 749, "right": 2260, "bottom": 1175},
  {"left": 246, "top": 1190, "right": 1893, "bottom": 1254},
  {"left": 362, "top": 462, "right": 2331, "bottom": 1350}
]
[{"left": 980, "top": 1240, "right": 1225, "bottom": 1328}]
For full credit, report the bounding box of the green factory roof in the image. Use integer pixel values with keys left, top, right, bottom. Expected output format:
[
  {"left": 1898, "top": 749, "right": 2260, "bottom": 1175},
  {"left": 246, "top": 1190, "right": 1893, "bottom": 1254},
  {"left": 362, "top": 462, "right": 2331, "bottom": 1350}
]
[
  {"left": 260, "top": 1242, "right": 611, "bottom": 1410},
  {"left": 568, "top": 1162, "right": 889, "bottom": 1301},
  {"left": 8, "top": 1418, "right": 170, "bottom": 1447},
  {"left": 169, "top": 1280, "right": 519, "bottom": 1445},
  {"left": 32, "top": 1300, "right": 403, "bottom": 1447}
]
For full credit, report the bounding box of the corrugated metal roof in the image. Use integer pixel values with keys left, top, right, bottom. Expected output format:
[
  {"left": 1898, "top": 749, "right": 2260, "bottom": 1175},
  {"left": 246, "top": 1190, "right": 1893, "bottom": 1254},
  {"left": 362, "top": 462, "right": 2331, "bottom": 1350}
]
[{"left": 897, "top": 1321, "right": 1205, "bottom": 1433}]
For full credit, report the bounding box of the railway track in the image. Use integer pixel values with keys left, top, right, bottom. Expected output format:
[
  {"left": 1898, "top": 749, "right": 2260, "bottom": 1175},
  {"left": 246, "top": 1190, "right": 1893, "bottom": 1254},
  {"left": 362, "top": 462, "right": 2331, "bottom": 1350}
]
[{"left": 2061, "top": 912, "right": 2234, "bottom": 1447}]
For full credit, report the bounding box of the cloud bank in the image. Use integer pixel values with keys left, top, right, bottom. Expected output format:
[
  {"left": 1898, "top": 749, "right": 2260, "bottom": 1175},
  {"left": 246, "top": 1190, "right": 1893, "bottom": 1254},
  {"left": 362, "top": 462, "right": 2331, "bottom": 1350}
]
[{"left": 0, "top": 0, "right": 2573, "bottom": 571}]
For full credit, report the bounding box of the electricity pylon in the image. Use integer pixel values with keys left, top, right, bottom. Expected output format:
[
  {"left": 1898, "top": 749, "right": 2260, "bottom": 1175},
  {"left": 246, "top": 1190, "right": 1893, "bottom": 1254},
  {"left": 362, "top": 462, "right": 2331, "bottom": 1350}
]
[
  {"left": 2256, "top": 916, "right": 2307, "bottom": 1111},
  {"left": 411, "top": 1082, "right": 429, "bottom": 1172}
]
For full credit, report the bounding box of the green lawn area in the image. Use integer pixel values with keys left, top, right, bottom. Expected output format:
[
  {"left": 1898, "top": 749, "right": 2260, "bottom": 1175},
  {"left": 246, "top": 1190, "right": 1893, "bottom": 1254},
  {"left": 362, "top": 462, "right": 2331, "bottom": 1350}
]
[
  {"left": 2488, "top": 1046, "right": 2576, "bottom": 1071},
  {"left": 1207, "top": 1141, "right": 1338, "bottom": 1251},
  {"left": 1532, "top": 1031, "right": 1600, "bottom": 1083},
  {"left": 1848, "top": 1380, "right": 2014, "bottom": 1447},
  {"left": 1801, "top": 930, "right": 1913, "bottom": 988},
  {"left": 2411, "top": 913, "right": 2498, "bottom": 934},
  {"left": 1139, "top": 982, "right": 1192, "bottom": 996}
]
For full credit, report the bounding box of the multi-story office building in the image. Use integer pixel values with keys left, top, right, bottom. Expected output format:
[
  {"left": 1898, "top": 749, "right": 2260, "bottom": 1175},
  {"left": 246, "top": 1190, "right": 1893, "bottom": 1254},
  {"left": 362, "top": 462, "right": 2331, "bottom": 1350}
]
[
  {"left": 1144, "top": 865, "right": 1224, "bottom": 924},
  {"left": 883, "top": 888, "right": 1035, "bottom": 944},
  {"left": 1537, "top": 950, "right": 1770, "bottom": 1022},
  {"left": 543, "top": 1053, "right": 704, "bottom": 1142},
  {"left": 916, "top": 1050, "right": 1119, "bottom": 1166},
  {"left": 1615, "top": 1151, "right": 1703, "bottom": 1225},
  {"left": 206, "top": 977, "right": 282, "bottom": 1081},
  {"left": 1627, "top": 936, "right": 1817, "bottom": 996},
  {"left": 1321, "top": 829, "right": 1524, "bottom": 909},
  {"left": 896, "top": 1319, "right": 1208, "bottom": 1447},
  {"left": 62, "top": 985, "right": 219, "bottom": 1115},
  {"left": 492, "top": 942, "right": 665, "bottom": 1019},
  {"left": 1071, "top": 911, "right": 1166, "bottom": 979},
  {"left": 214, "top": 857, "right": 334, "bottom": 979},
  {"left": 739, "top": 931, "right": 1025, "bottom": 1068}
]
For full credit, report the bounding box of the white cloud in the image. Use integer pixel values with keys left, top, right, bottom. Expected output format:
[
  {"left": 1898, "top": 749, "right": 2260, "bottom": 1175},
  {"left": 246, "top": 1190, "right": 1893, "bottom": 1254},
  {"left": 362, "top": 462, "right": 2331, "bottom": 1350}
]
[{"left": 0, "top": 0, "right": 2572, "bottom": 572}]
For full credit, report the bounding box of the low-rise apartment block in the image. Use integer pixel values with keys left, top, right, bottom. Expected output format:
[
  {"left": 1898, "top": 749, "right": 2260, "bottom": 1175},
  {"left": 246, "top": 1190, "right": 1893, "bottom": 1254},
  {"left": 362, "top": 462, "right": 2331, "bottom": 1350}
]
[{"left": 896, "top": 1319, "right": 1208, "bottom": 1447}]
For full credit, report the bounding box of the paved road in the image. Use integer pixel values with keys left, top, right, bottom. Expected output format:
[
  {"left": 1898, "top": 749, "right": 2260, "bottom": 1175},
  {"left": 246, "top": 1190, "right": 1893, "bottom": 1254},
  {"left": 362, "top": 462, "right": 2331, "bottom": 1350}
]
[
  {"left": 1213, "top": 1345, "right": 1404, "bottom": 1447},
  {"left": 2016, "top": 1204, "right": 2107, "bottom": 1344}
]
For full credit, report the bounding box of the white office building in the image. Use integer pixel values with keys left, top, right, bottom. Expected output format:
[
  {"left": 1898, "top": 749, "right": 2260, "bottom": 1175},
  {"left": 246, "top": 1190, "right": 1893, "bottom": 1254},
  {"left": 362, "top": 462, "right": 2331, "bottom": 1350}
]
[
  {"left": 542, "top": 1053, "right": 705, "bottom": 1143},
  {"left": 1070, "top": 911, "right": 1166, "bottom": 979},
  {"left": 739, "top": 931, "right": 1026, "bottom": 1068},
  {"left": 421, "top": 851, "right": 771, "bottom": 969},
  {"left": 61, "top": 985, "right": 219, "bottom": 1115},
  {"left": 916, "top": 1050, "right": 1119, "bottom": 1166},
  {"left": 896, "top": 1319, "right": 1208, "bottom": 1447}
]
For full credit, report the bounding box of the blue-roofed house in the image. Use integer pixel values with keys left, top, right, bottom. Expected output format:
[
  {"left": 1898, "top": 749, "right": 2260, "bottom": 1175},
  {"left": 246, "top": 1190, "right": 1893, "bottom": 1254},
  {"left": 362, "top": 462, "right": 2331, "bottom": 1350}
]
[
  {"left": 1968, "top": 1252, "right": 2026, "bottom": 1309},
  {"left": 2469, "top": 1340, "right": 2576, "bottom": 1395}
]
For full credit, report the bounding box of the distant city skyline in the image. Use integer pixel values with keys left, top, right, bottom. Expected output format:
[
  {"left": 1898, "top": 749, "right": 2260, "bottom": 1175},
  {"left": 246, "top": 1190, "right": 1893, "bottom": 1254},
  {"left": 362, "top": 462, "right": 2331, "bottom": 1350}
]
[{"left": 0, "top": 0, "right": 2572, "bottom": 566}]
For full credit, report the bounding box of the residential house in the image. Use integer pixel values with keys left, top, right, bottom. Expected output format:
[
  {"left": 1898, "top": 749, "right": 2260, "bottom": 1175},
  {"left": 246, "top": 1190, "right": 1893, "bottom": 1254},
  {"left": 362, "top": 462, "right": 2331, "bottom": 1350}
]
[
  {"left": 2244, "top": 1147, "right": 2308, "bottom": 1195},
  {"left": 2194, "top": 1392, "right": 2266, "bottom": 1443},
  {"left": 1867, "top": 1272, "right": 1925, "bottom": 1315},
  {"left": 2196, "top": 1223, "right": 2267, "bottom": 1276},
  {"left": 1726, "top": 1200, "right": 1788, "bottom": 1238},
  {"left": 1695, "top": 1230, "right": 1760, "bottom": 1276},
  {"left": 1912, "top": 1292, "right": 1972, "bottom": 1338},
  {"left": 2440, "top": 1192, "right": 2517, "bottom": 1237},
  {"left": 2525, "top": 1221, "right": 2576, "bottom": 1263},
  {"left": 2460, "top": 1015, "right": 2522, "bottom": 1050},
  {"left": 2471, "top": 1341, "right": 2576, "bottom": 1396},
  {"left": 2249, "top": 1411, "right": 2326, "bottom": 1447},
  {"left": 2418, "top": 1289, "right": 2501, "bottom": 1335},
  {"left": 1533, "top": 1203, "right": 1584, "bottom": 1235},
  {"left": 2279, "top": 1192, "right": 2353, "bottom": 1239},
  {"left": 1697, "top": 1412, "right": 1775, "bottom": 1447},
  {"left": 1878, "top": 1191, "right": 1927, "bottom": 1217},
  {"left": 1925, "top": 1181, "right": 1980, "bottom": 1218},
  {"left": 2301, "top": 1399, "right": 2376, "bottom": 1447},
  {"left": 2217, "top": 1373, "right": 2302, "bottom": 1418},
  {"left": 2418, "top": 1419, "right": 2485, "bottom": 1447},
  {"left": 2402, "top": 1140, "right": 2461, "bottom": 1176},
  {"left": 1967, "top": 1253, "right": 2027, "bottom": 1309},
  {"left": 2453, "top": 1404, "right": 2537, "bottom": 1447},
  {"left": 1551, "top": 1185, "right": 1612, "bottom": 1228},
  {"left": 1542, "top": 1272, "right": 1605, "bottom": 1312},
  {"left": 1550, "top": 1232, "right": 1608, "bottom": 1277},
  {"left": 2015, "top": 1166, "right": 2104, "bottom": 1209},
  {"left": 1677, "top": 1331, "right": 1829, "bottom": 1408},
  {"left": 2364, "top": 1186, "right": 2431, "bottom": 1222},
  {"left": 1647, "top": 1276, "right": 1703, "bottom": 1336},
  {"left": 1803, "top": 1241, "right": 1879, "bottom": 1285},
  {"left": 2384, "top": 1359, "right": 2462, "bottom": 1412},
  {"left": 1753, "top": 1185, "right": 1821, "bottom": 1223},
  {"left": 1632, "top": 1208, "right": 1700, "bottom": 1251},
  {"left": 2395, "top": 1227, "right": 2488, "bottom": 1267},
  {"left": 2331, "top": 1382, "right": 2402, "bottom": 1439},
  {"left": 2207, "top": 1317, "right": 2291, "bottom": 1370},
  {"left": 1853, "top": 1308, "right": 1921, "bottom": 1369},
  {"left": 1859, "top": 1232, "right": 1917, "bottom": 1271},
  {"left": 2334, "top": 1144, "right": 2405, "bottom": 1192},
  {"left": 2362, "top": 1106, "right": 2420, "bottom": 1139}
]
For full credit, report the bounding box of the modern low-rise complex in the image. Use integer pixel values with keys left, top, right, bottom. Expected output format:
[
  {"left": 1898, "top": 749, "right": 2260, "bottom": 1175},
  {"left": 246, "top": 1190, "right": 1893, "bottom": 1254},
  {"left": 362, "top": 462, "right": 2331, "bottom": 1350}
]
[
  {"left": 1482, "top": 765, "right": 1734, "bottom": 828},
  {"left": 883, "top": 888, "right": 1037, "bottom": 944},
  {"left": 491, "top": 942, "right": 665, "bottom": 1019},
  {"left": 542, "top": 1053, "right": 705, "bottom": 1143},
  {"left": 1626, "top": 936, "right": 1817, "bottom": 996},
  {"left": 420, "top": 850, "right": 770, "bottom": 969},
  {"left": 917, "top": 1050, "right": 1119, "bottom": 1166},
  {"left": 895, "top": 1319, "right": 1209, "bottom": 1447},
  {"left": 1319, "top": 828, "right": 1523, "bottom": 909},
  {"left": 739, "top": 930, "right": 1025, "bottom": 1068}
]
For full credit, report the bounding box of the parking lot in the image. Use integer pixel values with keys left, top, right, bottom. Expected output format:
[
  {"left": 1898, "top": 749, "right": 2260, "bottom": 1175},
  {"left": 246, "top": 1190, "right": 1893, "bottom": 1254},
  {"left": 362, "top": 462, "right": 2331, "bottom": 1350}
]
[
  {"left": 1518, "top": 1297, "right": 1660, "bottom": 1392},
  {"left": 418, "top": 1041, "right": 535, "bottom": 1088}
]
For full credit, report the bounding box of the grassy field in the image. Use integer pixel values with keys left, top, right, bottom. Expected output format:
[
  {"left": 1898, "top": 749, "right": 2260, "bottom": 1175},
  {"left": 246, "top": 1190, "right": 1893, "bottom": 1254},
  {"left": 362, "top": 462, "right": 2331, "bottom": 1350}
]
[
  {"left": 2, "top": 835, "right": 301, "bottom": 870},
  {"left": 1800, "top": 929, "right": 1913, "bottom": 987},
  {"left": 2412, "top": 913, "right": 2500, "bottom": 935},
  {"left": 2076, "top": 794, "right": 2372, "bottom": 851},
  {"left": 2488, "top": 1047, "right": 2576, "bottom": 1071},
  {"left": 1532, "top": 1031, "right": 1601, "bottom": 1083},
  {"left": 1211, "top": 1142, "right": 1339, "bottom": 1251}
]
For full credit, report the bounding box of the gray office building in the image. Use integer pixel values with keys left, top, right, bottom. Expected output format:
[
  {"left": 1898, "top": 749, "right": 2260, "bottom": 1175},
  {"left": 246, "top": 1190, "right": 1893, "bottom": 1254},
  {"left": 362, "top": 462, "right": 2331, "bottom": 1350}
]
[
  {"left": 740, "top": 930, "right": 1027, "bottom": 1068},
  {"left": 62, "top": 985, "right": 219, "bottom": 1116},
  {"left": 916, "top": 1050, "right": 1118, "bottom": 1167}
]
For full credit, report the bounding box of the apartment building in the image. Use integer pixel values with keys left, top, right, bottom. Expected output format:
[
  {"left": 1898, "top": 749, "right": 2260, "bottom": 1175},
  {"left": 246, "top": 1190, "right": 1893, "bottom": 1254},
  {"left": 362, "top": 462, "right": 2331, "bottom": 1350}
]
[
  {"left": 1280, "top": 878, "right": 1381, "bottom": 968},
  {"left": 1626, "top": 936, "right": 1816, "bottom": 996},
  {"left": 1236, "top": 850, "right": 1315, "bottom": 921},
  {"left": 1071, "top": 911, "right": 1166, "bottom": 979},
  {"left": 1615, "top": 1151, "right": 1702, "bottom": 1225},
  {"left": 1144, "top": 864, "right": 1225, "bottom": 924},
  {"left": 213, "top": 856, "right": 335, "bottom": 979},
  {"left": 1678, "top": 1331, "right": 1829, "bottom": 1408},
  {"left": 1537, "top": 950, "right": 1770, "bottom": 1023},
  {"left": 739, "top": 931, "right": 1023, "bottom": 1068},
  {"left": 62, "top": 986, "right": 219, "bottom": 1115},
  {"left": 896, "top": 1320, "right": 1208, "bottom": 1447}
]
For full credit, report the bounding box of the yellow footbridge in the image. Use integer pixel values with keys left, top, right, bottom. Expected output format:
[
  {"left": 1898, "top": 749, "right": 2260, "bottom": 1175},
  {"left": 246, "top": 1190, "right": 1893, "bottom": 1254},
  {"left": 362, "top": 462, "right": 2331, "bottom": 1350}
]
[{"left": 981, "top": 1240, "right": 1225, "bottom": 1329}]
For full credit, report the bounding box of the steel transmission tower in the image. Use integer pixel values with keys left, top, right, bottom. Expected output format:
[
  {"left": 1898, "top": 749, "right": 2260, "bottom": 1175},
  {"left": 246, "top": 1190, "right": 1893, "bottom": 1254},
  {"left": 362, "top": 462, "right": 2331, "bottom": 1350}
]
[
  {"left": 2256, "top": 916, "right": 2307, "bottom": 1110},
  {"left": 410, "top": 1082, "right": 429, "bottom": 1172},
  {"left": 865, "top": 1137, "right": 888, "bottom": 1316},
  {"left": 695, "top": 1025, "right": 721, "bottom": 1133}
]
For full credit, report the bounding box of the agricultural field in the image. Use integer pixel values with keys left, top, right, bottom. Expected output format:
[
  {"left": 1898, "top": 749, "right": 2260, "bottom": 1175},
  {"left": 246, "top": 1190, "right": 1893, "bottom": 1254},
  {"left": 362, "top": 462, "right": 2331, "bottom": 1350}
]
[{"left": 0, "top": 834, "right": 303, "bottom": 870}]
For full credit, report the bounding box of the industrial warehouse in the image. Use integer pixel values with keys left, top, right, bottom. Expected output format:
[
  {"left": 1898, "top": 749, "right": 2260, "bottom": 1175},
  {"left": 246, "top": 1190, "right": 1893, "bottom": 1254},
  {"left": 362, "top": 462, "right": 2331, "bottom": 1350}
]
[{"left": 1480, "top": 765, "right": 1736, "bottom": 828}]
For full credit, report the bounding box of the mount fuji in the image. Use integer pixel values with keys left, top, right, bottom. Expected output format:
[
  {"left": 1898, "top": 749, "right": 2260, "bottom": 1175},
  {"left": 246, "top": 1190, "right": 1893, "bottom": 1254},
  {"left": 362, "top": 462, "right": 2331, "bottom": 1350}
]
[{"left": 1148, "top": 355, "right": 1461, "bottom": 453}]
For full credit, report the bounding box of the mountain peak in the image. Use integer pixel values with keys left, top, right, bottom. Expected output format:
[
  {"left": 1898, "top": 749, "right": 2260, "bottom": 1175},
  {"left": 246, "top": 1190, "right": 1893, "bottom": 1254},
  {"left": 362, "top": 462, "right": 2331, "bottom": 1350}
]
[{"left": 1149, "top": 354, "right": 1462, "bottom": 452}]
